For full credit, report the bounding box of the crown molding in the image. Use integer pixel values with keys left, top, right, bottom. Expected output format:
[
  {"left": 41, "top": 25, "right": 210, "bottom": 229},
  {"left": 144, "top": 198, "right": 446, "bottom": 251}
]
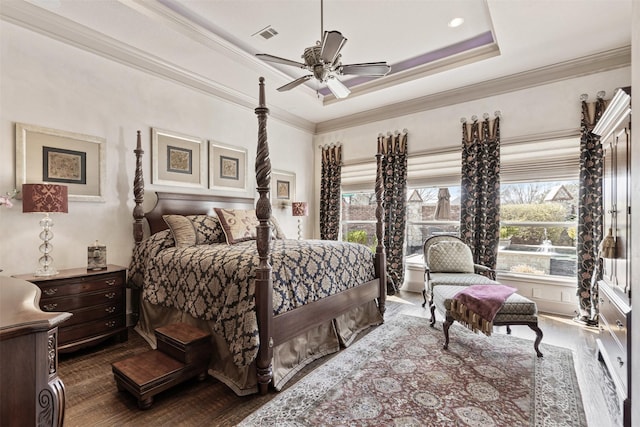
[
  {"left": 322, "top": 43, "right": 501, "bottom": 105},
  {"left": 315, "top": 46, "right": 631, "bottom": 134},
  {"left": 1, "top": 1, "right": 630, "bottom": 136},
  {"left": 0, "top": 0, "right": 316, "bottom": 133}
]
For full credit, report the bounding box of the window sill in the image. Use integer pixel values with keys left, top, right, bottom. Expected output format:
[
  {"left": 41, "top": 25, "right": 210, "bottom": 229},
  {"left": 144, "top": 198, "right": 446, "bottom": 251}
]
[{"left": 496, "top": 271, "right": 576, "bottom": 287}]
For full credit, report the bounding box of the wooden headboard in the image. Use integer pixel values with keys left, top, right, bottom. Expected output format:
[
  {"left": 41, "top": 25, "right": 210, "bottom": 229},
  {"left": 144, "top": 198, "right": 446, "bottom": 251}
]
[{"left": 144, "top": 192, "right": 255, "bottom": 236}]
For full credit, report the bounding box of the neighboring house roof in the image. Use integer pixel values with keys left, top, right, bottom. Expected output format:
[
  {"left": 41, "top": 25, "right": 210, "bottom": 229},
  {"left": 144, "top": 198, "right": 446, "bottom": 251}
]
[{"left": 544, "top": 185, "right": 573, "bottom": 202}]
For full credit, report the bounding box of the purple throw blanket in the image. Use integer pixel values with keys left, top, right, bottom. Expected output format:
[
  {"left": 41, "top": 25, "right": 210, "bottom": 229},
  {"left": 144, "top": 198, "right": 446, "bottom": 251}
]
[{"left": 450, "top": 285, "right": 517, "bottom": 335}]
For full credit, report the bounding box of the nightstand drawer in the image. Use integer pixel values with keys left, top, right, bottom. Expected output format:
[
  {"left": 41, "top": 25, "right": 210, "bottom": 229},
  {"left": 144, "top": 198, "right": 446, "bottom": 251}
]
[
  {"left": 62, "top": 301, "right": 125, "bottom": 327},
  {"left": 59, "top": 315, "right": 126, "bottom": 344},
  {"left": 38, "top": 273, "right": 123, "bottom": 299},
  {"left": 40, "top": 288, "right": 124, "bottom": 312}
]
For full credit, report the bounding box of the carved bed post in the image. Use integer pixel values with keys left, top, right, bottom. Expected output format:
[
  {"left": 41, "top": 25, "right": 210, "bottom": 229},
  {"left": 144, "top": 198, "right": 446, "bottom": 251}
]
[
  {"left": 133, "top": 130, "right": 145, "bottom": 244},
  {"left": 375, "top": 145, "right": 386, "bottom": 315},
  {"left": 254, "top": 77, "right": 274, "bottom": 394}
]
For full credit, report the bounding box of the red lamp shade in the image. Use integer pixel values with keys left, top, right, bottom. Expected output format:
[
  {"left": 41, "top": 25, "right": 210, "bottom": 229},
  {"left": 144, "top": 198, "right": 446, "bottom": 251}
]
[
  {"left": 22, "top": 184, "right": 68, "bottom": 213},
  {"left": 291, "top": 202, "right": 308, "bottom": 217}
]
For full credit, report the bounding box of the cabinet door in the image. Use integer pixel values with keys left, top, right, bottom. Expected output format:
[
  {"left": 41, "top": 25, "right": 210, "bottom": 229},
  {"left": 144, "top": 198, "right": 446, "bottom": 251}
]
[
  {"left": 602, "top": 139, "right": 616, "bottom": 285},
  {"left": 601, "top": 124, "right": 630, "bottom": 297},
  {"left": 614, "top": 126, "right": 630, "bottom": 294}
]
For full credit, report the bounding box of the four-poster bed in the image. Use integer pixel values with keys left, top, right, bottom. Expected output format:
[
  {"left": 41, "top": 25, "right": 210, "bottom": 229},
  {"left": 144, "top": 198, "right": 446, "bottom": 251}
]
[{"left": 128, "top": 77, "right": 387, "bottom": 395}]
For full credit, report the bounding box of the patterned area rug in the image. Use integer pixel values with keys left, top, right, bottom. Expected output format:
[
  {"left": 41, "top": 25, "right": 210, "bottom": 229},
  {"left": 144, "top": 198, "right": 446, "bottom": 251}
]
[{"left": 239, "top": 314, "right": 586, "bottom": 426}]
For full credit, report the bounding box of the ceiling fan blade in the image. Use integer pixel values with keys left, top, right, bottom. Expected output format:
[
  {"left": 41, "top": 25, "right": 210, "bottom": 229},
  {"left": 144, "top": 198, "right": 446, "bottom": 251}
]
[
  {"left": 277, "top": 75, "right": 313, "bottom": 92},
  {"left": 320, "top": 30, "right": 347, "bottom": 64},
  {"left": 256, "top": 53, "right": 307, "bottom": 69},
  {"left": 325, "top": 76, "right": 351, "bottom": 99},
  {"left": 339, "top": 62, "right": 391, "bottom": 76}
]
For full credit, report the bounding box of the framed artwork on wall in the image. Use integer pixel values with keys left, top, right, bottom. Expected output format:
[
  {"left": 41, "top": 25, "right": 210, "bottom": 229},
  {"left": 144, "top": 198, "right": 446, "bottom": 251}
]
[
  {"left": 15, "top": 123, "right": 106, "bottom": 202},
  {"left": 151, "top": 128, "right": 207, "bottom": 189},
  {"left": 209, "top": 141, "right": 248, "bottom": 192},
  {"left": 272, "top": 170, "right": 296, "bottom": 207}
]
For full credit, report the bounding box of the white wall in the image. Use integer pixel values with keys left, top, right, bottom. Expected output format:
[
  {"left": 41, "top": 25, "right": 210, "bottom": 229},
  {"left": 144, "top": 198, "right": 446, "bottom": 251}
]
[
  {"left": 314, "top": 68, "right": 630, "bottom": 163},
  {"left": 312, "top": 66, "right": 631, "bottom": 315},
  {"left": 0, "top": 22, "right": 314, "bottom": 277}
]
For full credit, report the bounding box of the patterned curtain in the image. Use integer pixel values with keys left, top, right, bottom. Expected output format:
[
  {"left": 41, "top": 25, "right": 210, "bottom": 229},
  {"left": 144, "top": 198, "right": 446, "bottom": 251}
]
[
  {"left": 379, "top": 132, "right": 408, "bottom": 294},
  {"left": 459, "top": 114, "right": 501, "bottom": 270},
  {"left": 576, "top": 92, "right": 607, "bottom": 325},
  {"left": 319, "top": 144, "right": 342, "bottom": 240}
]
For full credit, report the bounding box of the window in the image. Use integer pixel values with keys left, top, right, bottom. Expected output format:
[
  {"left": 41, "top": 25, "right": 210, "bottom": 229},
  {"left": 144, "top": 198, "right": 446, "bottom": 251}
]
[
  {"left": 339, "top": 135, "right": 580, "bottom": 281},
  {"left": 341, "top": 191, "right": 377, "bottom": 250},
  {"left": 405, "top": 186, "right": 460, "bottom": 256},
  {"left": 497, "top": 180, "right": 578, "bottom": 278}
]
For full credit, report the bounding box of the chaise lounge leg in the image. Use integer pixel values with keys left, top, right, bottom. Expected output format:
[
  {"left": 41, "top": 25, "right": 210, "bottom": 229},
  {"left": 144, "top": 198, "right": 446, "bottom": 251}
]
[
  {"left": 528, "top": 323, "right": 544, "bottom": 357},
  {"left": 422, "top": 289, "right": 427, "bottom": 307},
  {"left": 429, "top": 304, "right": 436, "bottom": 327},
  {"left": 442, "top": 316, "right": 453, "bottom": 350}
]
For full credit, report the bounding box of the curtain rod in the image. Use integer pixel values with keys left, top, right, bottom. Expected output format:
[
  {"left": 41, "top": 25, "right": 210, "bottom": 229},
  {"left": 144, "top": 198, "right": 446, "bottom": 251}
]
[
  {"left": 378, "top": 128, "right": 408, "bottom": 137},
  {"left": 318, "top": 142, "right": 342, "bottom": 149},
  {"left": 460, "top": 111, "right": 501, "bottom": 124},
  {"left": 580, "top": 91, "right": 605, "bottom": 101},
  {"left": 342, "top": 128, "right": 580, "bottom": 167}
]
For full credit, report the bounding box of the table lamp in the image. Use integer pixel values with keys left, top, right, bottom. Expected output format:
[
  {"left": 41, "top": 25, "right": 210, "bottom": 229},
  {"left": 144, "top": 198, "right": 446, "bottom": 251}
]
[
  {"left": 291, "top": 201, "right": 308, "bottom": 240},
  {"left": 22, "top": 183, "right": 68, "bottom": 276}
]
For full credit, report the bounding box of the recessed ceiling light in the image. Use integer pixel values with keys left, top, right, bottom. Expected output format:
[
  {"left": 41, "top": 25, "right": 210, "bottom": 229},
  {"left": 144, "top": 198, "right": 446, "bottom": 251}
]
[{"left": 448, "top": 17, "right": 464, "bottom": 28}]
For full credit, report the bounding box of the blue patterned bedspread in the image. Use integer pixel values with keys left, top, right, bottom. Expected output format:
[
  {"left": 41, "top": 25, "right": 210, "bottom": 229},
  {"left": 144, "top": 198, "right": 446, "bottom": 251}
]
[{"left": 128, "top": 231, "right": 376, "bottom": 367}]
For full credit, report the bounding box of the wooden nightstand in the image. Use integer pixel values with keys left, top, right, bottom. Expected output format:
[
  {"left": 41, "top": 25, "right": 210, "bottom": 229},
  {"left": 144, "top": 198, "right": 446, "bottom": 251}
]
[{"left": 14, "top": 264, "right": 128, "bottom": 352}]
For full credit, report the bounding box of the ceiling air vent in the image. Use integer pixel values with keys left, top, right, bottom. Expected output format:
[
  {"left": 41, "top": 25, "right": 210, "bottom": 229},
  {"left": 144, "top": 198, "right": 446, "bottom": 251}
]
[{"left": 253, "top": 26, "right": 278, "bottom": 40}]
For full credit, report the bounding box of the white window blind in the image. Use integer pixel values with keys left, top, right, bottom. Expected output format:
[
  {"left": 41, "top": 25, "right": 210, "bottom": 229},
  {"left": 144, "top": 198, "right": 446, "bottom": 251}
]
[
  {"left": 501, "top": 137, "right": 579, "bottom": 183},
  {"left": 341, "top": 136, "right": 579, "bottom": 191}
]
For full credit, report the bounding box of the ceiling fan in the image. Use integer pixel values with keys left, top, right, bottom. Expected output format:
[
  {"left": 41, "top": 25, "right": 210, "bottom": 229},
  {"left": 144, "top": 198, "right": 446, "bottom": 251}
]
[{"left": 256, "top": 0, "right": 391, "bottom": 99}]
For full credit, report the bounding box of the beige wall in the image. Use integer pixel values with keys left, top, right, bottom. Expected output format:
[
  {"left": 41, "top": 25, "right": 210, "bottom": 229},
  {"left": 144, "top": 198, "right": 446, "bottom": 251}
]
[{"left": 0, "top": 22, "right": 314, "bottom": 277}]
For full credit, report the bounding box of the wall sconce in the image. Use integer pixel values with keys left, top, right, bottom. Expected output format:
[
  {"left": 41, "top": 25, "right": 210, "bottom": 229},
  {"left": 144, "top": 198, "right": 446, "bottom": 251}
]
[
  {"left": 291, "top": 201, "right": 308, "bottom": 240},
  {"left": 22, "top": 183, "right": 68, "bottom": 276}
]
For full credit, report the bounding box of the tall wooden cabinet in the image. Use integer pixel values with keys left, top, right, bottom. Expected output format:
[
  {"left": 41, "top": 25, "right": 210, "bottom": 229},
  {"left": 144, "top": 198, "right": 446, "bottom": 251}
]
[
  {"left": 592, "top": 86, "right": 631, "bottom": 427},
  {"left": 0, "top": 276, "right": 72, "bottom": 426}
]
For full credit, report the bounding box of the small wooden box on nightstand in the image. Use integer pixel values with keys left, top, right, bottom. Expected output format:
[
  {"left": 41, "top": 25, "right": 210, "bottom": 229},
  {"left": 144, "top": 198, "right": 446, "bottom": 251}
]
[{"left": 112, "top": 323, "right": 211, "bottom": 409}]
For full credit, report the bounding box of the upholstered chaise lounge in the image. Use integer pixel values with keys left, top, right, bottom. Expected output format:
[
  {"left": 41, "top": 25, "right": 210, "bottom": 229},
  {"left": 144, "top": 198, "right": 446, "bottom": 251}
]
[
  {"left": 421, "top": 235, "right": 498, "bottom": 310},
  {"left": 422, "top": 235, "right": 543, "bottom": 357}
]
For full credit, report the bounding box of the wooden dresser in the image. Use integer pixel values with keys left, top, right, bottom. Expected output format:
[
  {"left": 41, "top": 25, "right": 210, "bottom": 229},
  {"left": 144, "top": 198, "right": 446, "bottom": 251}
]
[
  {"left": 14, "top": 265, "right": 128, "bottom": 352},
  {"left": 592, "top": 86, "right": 631, "bottom": 427},
  {"left": 0, "top": 276, "right": 72, "bottom": 427}
]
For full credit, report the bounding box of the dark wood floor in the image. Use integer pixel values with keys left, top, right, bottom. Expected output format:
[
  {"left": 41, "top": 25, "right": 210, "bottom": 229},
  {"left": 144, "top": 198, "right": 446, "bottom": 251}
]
[
  {"left": 59, "top": 290, "right": 621, "bottom": 426},
  {"left": 393, "top": 290, "right": 621, "bottom": 427}
]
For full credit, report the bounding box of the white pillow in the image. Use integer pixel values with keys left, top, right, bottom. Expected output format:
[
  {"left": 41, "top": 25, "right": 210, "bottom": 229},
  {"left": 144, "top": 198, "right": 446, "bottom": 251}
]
[{"left": 427, "top": 241, "right": 474, "bottom": 273}]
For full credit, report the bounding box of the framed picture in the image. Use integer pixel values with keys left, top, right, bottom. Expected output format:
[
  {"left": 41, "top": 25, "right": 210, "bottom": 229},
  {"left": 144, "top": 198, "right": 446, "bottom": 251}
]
[
  {"left": 272, "top": 170, "right": 296, "bottom": 207},
  {"left": 16, "top": 123, "right": 106, "bottom": 202},
  {"left": 209, "top": 141, "right": 248, "bottom": 192},
  {"left": 151, "top": 128, "right": 207, "bottom": 189}
]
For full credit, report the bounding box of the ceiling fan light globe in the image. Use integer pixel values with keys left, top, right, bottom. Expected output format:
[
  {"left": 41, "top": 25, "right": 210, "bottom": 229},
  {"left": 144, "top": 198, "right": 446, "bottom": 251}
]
[{"left": 326, "top": 76, "right": 350, "bottom": 99}]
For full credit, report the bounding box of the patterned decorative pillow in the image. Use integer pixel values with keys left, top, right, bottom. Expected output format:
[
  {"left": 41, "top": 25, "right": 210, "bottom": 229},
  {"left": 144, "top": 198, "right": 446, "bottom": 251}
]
[
  {"left": 163, "top": 215, "right": 197, "bottom": 247},
  {"left": 187, "top": 215, "right": 226, "bottom": 244},
  {"left": 269, "top": 215, "right": 286, "bottom": 240},
  {"left": 214, "top": 208, "right": 259, "bottom": 244},
  {"left": 427, "top": 240, "right": 474, "bottom": 273}
]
